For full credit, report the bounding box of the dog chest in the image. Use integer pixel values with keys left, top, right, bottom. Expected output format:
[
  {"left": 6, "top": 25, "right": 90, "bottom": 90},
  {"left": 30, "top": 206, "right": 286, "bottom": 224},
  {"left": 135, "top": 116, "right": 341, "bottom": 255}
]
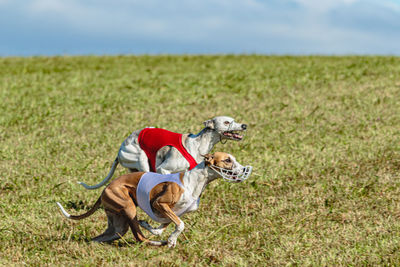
[{"left": 136, "top": 172, "right": 199, "bottom": 223}]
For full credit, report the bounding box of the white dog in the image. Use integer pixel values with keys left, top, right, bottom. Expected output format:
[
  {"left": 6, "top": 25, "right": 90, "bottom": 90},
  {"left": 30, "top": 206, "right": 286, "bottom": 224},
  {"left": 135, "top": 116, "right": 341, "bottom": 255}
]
[{"left": 78, "top": 116, "right": 247, "bottom": 189}]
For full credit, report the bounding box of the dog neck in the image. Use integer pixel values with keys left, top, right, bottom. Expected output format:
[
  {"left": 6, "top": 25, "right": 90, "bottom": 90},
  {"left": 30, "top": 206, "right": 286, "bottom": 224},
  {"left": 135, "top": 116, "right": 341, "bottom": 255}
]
[
  {"left": 181, "top": 161, "right": 218, "bottom": 199},
  {"left": 185, "top": 128, "right": 221, "bottom": 162}
]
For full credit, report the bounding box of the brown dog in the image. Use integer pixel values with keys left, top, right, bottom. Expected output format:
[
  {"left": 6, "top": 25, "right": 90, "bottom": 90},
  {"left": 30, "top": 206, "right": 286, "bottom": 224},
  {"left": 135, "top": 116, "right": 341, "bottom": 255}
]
[{"left": 57, "top": 152, "right": 252, "bottom": 247}]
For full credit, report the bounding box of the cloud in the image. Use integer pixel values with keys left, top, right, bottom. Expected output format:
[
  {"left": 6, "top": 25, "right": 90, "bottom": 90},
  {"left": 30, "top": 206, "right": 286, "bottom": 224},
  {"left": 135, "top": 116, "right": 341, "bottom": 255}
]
[{"left": 0, "top": 0, "right": 399, "bottom": 55}]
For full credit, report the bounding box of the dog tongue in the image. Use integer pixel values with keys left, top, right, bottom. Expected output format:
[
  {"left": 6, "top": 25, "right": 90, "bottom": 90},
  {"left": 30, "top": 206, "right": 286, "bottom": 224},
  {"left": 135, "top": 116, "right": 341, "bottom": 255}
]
[{"left": 233, "top": 133, "right": 243, "bottom": 139}]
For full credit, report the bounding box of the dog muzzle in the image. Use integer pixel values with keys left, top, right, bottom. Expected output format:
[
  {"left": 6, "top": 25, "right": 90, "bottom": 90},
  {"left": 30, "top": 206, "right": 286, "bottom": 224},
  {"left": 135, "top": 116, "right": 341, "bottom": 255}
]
[
  {"left": 221, "top": 121, "right": 246, "bottom": 142},
  {"left": 210, "top": 165, "right": 253, "bottom": 182}
]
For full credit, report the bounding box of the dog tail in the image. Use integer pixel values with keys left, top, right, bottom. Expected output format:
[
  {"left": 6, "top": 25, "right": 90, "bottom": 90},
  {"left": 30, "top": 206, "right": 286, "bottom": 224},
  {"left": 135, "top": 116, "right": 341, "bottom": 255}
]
[
  {"left": 57, "top": 196, "right": 102, "bottom": 220},
  {"left": 77, "top": 157, "right": 119, "bottom": 190}
]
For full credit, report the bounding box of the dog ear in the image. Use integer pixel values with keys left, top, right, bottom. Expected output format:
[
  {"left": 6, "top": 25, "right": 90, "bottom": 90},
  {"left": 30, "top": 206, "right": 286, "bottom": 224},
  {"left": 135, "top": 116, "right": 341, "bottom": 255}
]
[
  {"left": 203, "top": 119, "right": 214, "bottom": 129},
  {"left": 203, "top": 153, "right": 215, "bottom": 166}
]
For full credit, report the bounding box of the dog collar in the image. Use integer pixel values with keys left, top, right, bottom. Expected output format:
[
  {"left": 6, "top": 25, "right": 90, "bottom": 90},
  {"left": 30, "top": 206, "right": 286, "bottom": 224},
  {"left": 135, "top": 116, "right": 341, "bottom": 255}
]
[{"left": 209, "top": 164, "right": 253, "bottom": 182}]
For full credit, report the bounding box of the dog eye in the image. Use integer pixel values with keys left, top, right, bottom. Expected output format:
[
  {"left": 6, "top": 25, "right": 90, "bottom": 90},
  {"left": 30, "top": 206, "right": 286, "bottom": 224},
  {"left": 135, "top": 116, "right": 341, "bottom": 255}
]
[
  {"left": 224, "top": 158, "right": 231, "bottom": 163},
  {"left": 224, "top": 121, "right": 230, "bottom": 125}
]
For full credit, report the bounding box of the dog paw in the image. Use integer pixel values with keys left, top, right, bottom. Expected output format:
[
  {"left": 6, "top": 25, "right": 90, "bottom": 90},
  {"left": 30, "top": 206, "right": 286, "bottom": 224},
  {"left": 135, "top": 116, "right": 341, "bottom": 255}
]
[
  {"left": 153, "top": 229, "right": 164, "bottom": 236},
  {"left": 148, "top": 240, "right": 168, "bottom": 246},
  {"left": 167, "top": 238, "right": 177, "bottom": 248}
]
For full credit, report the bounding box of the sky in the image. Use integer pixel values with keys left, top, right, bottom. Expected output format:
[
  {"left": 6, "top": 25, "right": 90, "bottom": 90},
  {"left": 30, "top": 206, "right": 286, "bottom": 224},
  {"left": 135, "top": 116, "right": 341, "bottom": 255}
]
[{"left": 0, "top": 0, "right": 400, "bottom": 56}]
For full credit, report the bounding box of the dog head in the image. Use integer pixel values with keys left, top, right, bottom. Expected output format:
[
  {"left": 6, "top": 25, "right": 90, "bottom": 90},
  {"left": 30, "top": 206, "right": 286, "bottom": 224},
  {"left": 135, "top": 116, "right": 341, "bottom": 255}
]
[
  {"left": 203, "top": 116, "right": 247, "bottom": 141},
  {"left": 203, "top": 152, "right": 252, "bottom": 182}
]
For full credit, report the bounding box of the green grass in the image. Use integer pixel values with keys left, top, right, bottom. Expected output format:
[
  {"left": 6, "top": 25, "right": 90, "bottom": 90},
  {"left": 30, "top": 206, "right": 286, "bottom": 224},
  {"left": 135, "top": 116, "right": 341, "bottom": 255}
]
[{"left": 1, "top": 55, "right": 400, "bottom": 265}]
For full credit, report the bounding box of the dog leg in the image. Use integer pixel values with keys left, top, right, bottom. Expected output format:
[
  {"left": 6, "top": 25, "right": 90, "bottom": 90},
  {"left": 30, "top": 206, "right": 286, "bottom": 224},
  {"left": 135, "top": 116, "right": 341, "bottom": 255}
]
[
  {"left": 92, "top": 213, "right": 129, "bottom": 243},
  {"left": 138, "top": 152, "right": 151, "bottom": 172},
  {"left": 167, "top": 219, "right": 184, "bottom": 248},
  {"left": 138, "top": 220, "right": 170, "bottom": 236},
  {"left": 156, "top": 148, "right": 188, "bottom": 174},
  {"left": 122, "top": 204, "right": 147, "bottom": 242},
  {"left": 153, "top": 202, "right": 184, "bottom": 248},
  {"left": 99, "top": 188, "right": 151, "bottom": 244},
  {"left": 123, "top": 205, "right": 166, "bottom": 246}
]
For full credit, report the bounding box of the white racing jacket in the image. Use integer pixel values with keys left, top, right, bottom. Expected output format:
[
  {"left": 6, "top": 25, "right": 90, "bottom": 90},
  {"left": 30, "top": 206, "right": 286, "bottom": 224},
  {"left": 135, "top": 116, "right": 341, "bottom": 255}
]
[{"left": 136, "top": 172, "right": 199, "bottom": 223}]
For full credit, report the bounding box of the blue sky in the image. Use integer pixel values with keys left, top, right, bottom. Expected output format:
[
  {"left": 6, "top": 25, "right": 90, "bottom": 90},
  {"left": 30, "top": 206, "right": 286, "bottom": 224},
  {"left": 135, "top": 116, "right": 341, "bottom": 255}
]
[{"left": 1, "top": 0, "right": 400, "bottom": 55}]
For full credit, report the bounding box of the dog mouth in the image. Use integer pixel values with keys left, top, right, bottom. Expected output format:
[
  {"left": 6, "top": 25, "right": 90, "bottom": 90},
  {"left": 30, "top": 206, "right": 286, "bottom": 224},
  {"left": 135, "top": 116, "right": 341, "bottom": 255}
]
[
  {"left": 222, "top": 130, "right": 243, "bottom": 140},
  {"left": 210, "top": 164, "right": 252, "bottom": 183},
  {"left": 221, "top": 169, "right": 240, "bottom": 182},
  {"left": 226, "top": 173, "right": 241, "bottom": 183}
]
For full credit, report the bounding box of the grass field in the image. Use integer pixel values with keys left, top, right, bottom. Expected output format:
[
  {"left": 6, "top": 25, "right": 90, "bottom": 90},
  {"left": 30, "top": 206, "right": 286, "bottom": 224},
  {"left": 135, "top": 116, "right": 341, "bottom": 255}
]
[{"left": 1, "top": 55, "right": 400, "bottom": 265}]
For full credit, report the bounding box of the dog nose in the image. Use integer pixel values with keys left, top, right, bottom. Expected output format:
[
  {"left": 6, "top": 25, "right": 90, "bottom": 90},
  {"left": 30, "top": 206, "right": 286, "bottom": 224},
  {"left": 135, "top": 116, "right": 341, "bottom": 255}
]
[{"left": 241, "top": 124, "right": 247, "bottom": 130}]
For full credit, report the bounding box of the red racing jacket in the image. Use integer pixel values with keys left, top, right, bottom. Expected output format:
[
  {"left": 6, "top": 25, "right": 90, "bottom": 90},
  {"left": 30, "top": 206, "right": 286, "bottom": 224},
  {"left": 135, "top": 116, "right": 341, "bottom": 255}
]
[{"left": 137, "top": 128, "right": 198, "bottom": 172}]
